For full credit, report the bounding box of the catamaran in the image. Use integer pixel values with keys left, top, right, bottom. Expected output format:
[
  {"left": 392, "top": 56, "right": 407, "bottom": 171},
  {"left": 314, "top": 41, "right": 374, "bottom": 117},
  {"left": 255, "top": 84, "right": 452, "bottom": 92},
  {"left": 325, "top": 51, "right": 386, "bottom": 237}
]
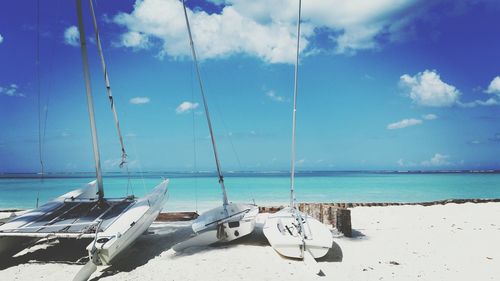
[
  {"left": 262, "top": 0, "right": 333, "bottom": 274},
  {"left": 0, "top": 1, "right": 168, "bottom": 280},
  {"left": 172, "top": 0, "right": 258, "bottom": 251}
]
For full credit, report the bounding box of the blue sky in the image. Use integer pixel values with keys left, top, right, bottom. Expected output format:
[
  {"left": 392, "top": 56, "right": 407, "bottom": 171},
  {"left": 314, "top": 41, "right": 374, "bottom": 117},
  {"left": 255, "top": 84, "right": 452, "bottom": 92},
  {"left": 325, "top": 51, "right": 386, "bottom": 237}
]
[{"left": 0, "top": 0, "right": 500, "bottom": 173}]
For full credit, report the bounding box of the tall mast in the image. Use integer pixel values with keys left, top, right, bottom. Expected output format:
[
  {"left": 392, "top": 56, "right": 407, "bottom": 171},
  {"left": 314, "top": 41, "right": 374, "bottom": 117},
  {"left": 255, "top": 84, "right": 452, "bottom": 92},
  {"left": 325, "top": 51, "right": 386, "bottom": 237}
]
[
  {"left": 36, "top": 0, "right": 44, "bottom": 208},
  {"left": 290, "top": 0, "right": 302, "bottom": 209},
  {"left": 76, "top": 0, "right": 104, "bottom": 200},
  {"left": 181, "top": 0, "right": 229, "bottom": 207},
  {"left": 88, "top": 0, "right": 128, "bottom": 167}
]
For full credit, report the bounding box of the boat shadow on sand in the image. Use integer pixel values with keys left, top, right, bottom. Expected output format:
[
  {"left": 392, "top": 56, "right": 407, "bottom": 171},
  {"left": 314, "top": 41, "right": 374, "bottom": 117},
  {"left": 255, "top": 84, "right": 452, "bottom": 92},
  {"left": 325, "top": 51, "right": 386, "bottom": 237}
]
[
  {"left": 169, "top": 221, "right": 344, "bottom": 262},
  {"left": 1, "top": 221, "right": 346, "bottom": 280},
  {"left": 0, "top": 222, "right": 194, "bottom": 276},
  {"left": 0, "top": 238, "right": 92, "bottom": 271}
]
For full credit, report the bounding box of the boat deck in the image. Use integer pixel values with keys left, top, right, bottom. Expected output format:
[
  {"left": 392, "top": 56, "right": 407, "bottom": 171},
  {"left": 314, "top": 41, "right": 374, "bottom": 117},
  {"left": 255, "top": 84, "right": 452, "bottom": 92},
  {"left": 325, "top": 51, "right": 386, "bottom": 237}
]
[{"left": 0, "top": 199, "right": 135, "bottom": 237}]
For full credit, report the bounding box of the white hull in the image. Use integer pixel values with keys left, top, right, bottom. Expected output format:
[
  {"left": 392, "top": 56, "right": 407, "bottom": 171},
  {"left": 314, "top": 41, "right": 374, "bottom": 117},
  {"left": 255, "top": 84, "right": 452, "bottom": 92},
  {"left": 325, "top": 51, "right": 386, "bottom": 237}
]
[
  {"left": 263, "top": 207, "right": 333, "bottom": 259},
  {"left": 90, "top": 179, "right": 169, "bottom": 265},
  {"left": 0, "top": 179, "right": 169, "bottom": 267},
  {"left": 192, "top": 203, "right": 258, "bottom": 242},
  {"left": 0, "top": 181, "right": 100, "bottom": 258}
]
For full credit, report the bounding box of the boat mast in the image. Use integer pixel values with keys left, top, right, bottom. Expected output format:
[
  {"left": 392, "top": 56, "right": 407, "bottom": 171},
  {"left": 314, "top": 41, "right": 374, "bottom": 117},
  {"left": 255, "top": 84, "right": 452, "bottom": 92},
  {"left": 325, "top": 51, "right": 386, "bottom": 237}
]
[
  {"left": 181, "top": 0, "right": 229, "bottom": 208},
  {"left": 88, "top": 0, "right": 128, "bottom": 167},
  {"left": 36, "top": 0, "right": 44, "bottom": 208},
  {"left": 290, "top": 0, "right": 302, "bottom": 209},
  {"left": 76, "top": 0, "right": 104, "bottom": 200}
]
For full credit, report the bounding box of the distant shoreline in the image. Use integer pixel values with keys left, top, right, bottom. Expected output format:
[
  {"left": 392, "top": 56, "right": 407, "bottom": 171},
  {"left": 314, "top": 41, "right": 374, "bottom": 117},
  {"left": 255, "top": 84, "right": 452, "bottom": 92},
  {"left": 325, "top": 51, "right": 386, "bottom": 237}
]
[{"left": 1, "top": 169, "right": 500, "bottom": 179}]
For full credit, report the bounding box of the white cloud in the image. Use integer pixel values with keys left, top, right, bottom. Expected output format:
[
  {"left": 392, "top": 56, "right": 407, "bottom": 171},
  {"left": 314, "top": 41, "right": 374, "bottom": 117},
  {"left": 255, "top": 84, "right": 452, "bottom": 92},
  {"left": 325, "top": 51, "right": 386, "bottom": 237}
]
[
  {"left": 121, "top": 31, "right": 150, "bottom": 49},
  {"left": 176, "top": 101, "right": 199, "bottom": 114},
  {"left": 0, "top": 84, "right": 25, "bottom": 97},
  {"left": 265, "top": 90, "right": 285, "bottom": 102},
  {"left": 485, "top": 76, "right": 500, "bottom": 95},
  {"left": 104, "top": 158, "right": 123, "bottom": 169},
  {"left": 474, "top": 98, "right": 499, "bottom": 106},
  {"left": 113, "top": 0, "right": 308, "bottom": 63},
  {"left": 129, "top": 96, "right": 150, "bottom": 104},
  {"left": 400, "top": 70, "right": 460, "bottom": 107},
  {"left": 422, "top": 113, "right": 437, "bottom": 120},
  {"left": 225, "top": 0, "right": 422, "bottom": 55},
  {"left": 64, "top": 26, "right": 80, "bottom": 47},
  {"left": 296, "top": 159, "right": 306, "bottom": 165},
  {"left": 387, "top": 118, "right": 422, "bottom": 130},
  {"left": 206, "top": 0, "right": 226, "bottom": 5},
  {"left": 421, "top": 153, "right": 450, "bottom": 166},
  {"left": 452, "top": 76, "right": 500, "bottom": 107},
  {"left": 458, "top": 97, "right": 500, "bottom": 108},
  {"left": 112, "top": 0, "right": 440, "bottom": 63},
  {"left": 0, "top": 33, "right": 3, "bottom": 44},
  {"left": 397, "top": 158, "right": 416, "bottom": 167},
  {"left": 490, "top": 133, "right": 500, "bottom": 142}
]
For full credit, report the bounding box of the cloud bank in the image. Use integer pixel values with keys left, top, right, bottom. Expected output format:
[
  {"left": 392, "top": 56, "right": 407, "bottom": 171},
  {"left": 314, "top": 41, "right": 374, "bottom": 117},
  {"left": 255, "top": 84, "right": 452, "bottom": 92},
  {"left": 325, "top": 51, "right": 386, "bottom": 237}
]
[
  {"left": 421, "top": 153, "right": 450, "bottom": 166},
  {"left": 112, "top": 0, "right": 435, "bottom": 63}
]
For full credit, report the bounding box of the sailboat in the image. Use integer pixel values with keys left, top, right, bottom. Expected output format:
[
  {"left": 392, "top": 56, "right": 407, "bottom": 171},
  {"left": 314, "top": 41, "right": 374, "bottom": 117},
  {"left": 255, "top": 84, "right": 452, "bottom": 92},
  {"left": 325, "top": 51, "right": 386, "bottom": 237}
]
[
  {"left": 0, "top": 1, "right": 168, "bottom": 280},
  {"left": 172, "top": 0, "right": 258, "bottom": 251},
  {"left": 262, "top": 0, "right": 333, "bottom": 271}
]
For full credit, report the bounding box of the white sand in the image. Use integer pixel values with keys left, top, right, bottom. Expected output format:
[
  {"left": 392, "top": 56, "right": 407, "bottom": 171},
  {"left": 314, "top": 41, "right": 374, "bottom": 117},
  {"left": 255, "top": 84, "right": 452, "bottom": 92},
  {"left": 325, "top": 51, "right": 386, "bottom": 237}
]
[{"left": 1, "top": 203, "right": 499, "bottom": 280}]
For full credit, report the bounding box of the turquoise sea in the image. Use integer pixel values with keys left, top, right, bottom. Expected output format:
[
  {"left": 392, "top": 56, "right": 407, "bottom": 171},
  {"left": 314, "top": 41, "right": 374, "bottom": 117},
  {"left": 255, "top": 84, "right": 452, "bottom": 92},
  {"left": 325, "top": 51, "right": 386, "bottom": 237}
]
[{"left": 1, "top": 171, "right": 500, "bottom": 212}]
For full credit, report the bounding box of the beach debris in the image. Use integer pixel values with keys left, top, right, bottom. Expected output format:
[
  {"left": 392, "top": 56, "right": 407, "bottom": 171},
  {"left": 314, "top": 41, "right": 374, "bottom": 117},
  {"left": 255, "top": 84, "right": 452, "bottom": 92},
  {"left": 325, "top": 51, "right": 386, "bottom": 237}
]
[
  {"left": 292, "top": 203, "right": 352, "bottom": 237},
  {"left": 156, "top": 212, "right": 199, "bottom": 222},
  {"left": 486, "top": 257, "right": 493, "bottom": 260},
  {"left": 389, "top": 261, "right": 400, "bottom": 265}
]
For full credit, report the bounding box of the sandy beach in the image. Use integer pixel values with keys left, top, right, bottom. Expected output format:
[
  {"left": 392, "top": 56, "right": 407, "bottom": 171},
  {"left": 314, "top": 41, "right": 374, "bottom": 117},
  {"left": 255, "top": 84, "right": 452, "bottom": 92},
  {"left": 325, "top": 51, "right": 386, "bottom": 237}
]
[{"left": 1, "top": 202, "right": 499, "bottom": 281}]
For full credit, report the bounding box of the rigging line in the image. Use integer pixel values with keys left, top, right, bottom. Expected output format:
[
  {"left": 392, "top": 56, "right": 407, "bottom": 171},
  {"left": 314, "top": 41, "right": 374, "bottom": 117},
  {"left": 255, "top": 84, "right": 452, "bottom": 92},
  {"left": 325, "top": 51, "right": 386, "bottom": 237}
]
[
  {"left": 36, "top": 0, "right": 43, "bottom": 208},
  {"left": 125, "top": 162, "right": 134, "bottom": 197},
  {"left": 290, "top": 0, "right": 302, "bottom": 209},
  {"left": 119, "top": 103, "right": 135, "bottom": 196},
  {"left": 211, "top": 100, "right": 256, "bottom": 203},
  {"left": 89, "top": 0, "right": 128, "bottom": 169},
  {"left": 89, "top": 0, "right": 132, "bottom": 196},
  {"left": 41, "top": 0, "right": 61, "bottom": 174},
  {"left": 182, "top": 0, "right": 229, "bottom": 208},
  {"left": 190, "top": 57, "right": 199, "bottom": 213},
  {"left": 210, "top": 94, "right": 243, "bottom": 171},
  {"left": 76, "top": 0, "right": 105, "bottom": 200},
  {"left": 131, "top": 138, "right": 146, "bottom": 195}
]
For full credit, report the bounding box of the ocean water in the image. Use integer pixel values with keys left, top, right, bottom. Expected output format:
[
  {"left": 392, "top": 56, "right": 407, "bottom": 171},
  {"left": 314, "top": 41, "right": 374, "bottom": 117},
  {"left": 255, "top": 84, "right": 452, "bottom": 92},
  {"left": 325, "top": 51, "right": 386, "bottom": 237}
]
[{"left": 1, "top": 172, "right": 500, "bottom": 212}]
